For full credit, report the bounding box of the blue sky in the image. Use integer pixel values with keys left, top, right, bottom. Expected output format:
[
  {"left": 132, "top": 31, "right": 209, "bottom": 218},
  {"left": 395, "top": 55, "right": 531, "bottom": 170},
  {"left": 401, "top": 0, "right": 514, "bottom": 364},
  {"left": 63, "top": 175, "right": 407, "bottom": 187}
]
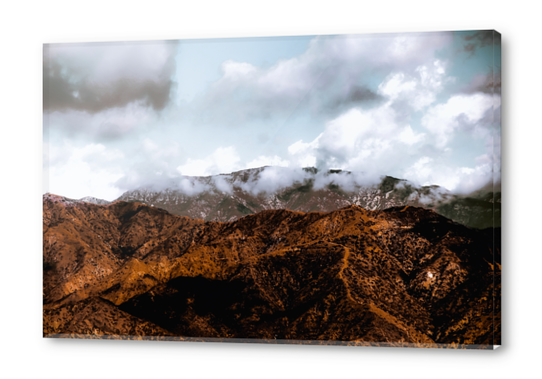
[{"left": 44, "top": 31, "right": 501, "bottom": 200}]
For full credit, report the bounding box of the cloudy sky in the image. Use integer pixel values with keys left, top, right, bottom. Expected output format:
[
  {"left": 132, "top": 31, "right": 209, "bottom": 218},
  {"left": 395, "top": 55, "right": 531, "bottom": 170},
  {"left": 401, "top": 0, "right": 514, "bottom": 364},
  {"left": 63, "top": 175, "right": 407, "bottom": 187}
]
[{"left": 43, "top": 30, "right": 501, "bottom": 201}]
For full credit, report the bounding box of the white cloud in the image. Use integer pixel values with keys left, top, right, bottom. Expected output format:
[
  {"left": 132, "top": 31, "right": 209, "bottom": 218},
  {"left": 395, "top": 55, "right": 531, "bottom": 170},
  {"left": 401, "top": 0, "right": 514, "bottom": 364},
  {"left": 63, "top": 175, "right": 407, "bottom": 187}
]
[
  {"left": 399, "top": 125, "right": 425, "bottom": 145},
  {"left": 404, "top": 156, "right": 434, "bottom": 184},
  {"left": 312, "top": 170, "right": 380, "bottom": 192},
  {"left": 212, "top": 175, "right": 234, "bottom": 194},
  {"left": 316, "top": 106, "right": 396, "bottom": 165},
  {"left": 286, "top": 104, "right": 425, "bottom": 176},
  {"left": 178, "top": 177, "right": 210, "bottom": 196},
  {"left": 378, "top": 73, "right": 417, "bottom": 100},
  {"left": 404, "top": 155, "right": 493, "bottom": 193},
  {"left": 417, "top": 60, "right": 446, "bottom": 90},
  {"left": 177, "top": 146, "right": 240, "bottom": 176},
  {"left": 288, "top": 139, "right": 319, "bottom": 168},
  {"left": 46, "top": 100, "right": 157, "bottom": 140},
  {"left": 236, "top": 166, "right": 310, "bottom": 195},
  {"left": 142, "top": 138, "right": 180, "bottom": 161},
  {"left": 221, "top": 60, "right": 258, "bottom": 80},
  {"left": 421, "top": 93, "right": 497, "bottom": 148},
  {"left": 45, "top": 143, "right": 125, "bottom": 200},
  {"left": 246, "top": 155, "right": 290, "bottom": 169},
  {"left": 377, "top": 60, "right": 449, "bottom": 111}
]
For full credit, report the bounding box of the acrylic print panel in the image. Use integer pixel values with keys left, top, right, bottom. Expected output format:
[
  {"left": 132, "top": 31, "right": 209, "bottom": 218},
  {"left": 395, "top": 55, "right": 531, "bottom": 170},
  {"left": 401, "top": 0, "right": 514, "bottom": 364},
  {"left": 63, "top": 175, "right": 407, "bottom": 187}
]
[{"left": 43, "top": 30, "right": 501, "bottom": 349}]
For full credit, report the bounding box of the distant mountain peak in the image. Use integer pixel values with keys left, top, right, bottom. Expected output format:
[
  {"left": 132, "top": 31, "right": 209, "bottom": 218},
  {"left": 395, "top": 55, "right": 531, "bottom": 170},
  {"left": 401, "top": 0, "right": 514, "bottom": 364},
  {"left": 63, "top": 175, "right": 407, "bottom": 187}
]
[
  {"left": 114, "top": 167, "right": 453, "bottom": 224},
  {"left": 43, "top": 193, "right": 111, "bottom": 207},
  {"left": 79, "top": 196, "right": 111, "bottom": 205},
  {"left": 45, "top": 166, "right": 499, "bottom": 229}
]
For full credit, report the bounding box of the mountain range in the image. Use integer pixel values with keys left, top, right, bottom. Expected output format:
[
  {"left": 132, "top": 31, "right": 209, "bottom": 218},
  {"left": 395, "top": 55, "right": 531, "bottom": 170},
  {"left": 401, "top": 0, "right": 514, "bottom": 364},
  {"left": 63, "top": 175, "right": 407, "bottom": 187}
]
[
  {"left": 43, "top": 192, "right": 501, "bottom": 348},
  {"left": 70, "top": 167, "right": 501, "bottom": 230}
]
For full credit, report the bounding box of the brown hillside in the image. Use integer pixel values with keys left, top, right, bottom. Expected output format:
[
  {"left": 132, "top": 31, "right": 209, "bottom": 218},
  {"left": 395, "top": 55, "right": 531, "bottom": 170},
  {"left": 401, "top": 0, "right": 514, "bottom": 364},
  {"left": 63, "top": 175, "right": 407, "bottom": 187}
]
[{"left": 43, "top": 194, "right": 500, "bottom": 348}]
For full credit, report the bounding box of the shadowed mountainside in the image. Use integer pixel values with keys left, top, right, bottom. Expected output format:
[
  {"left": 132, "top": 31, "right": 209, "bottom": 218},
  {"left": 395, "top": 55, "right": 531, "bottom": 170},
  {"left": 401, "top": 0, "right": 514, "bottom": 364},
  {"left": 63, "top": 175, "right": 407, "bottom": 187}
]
[{"left": 43, "top": 193, "right": 500, "bottom": 348}]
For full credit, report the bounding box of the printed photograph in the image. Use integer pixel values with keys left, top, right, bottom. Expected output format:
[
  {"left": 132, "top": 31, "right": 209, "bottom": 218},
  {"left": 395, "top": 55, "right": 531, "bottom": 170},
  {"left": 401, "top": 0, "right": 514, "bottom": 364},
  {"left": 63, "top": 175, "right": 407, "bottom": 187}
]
[{"left": 43, "top": 30, "right": 501, "bottom": 348}]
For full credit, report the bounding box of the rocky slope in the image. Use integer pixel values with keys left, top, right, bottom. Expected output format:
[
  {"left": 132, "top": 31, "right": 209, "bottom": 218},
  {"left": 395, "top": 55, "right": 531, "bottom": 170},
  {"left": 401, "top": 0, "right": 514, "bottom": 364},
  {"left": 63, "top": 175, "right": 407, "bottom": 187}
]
[
  {"left": 115, "top": 167, "right": 499, "bottom": 229},
  {"left": 43, "top": 194, "right": 500, "bottom": 348}
]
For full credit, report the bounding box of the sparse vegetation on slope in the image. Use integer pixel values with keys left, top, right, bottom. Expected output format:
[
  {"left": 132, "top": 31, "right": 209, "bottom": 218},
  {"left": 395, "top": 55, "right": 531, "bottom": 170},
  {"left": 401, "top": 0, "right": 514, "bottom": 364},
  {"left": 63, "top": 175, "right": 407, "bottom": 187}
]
[{"left": 43, "top": 195, "right": 500, "bottom": 348}]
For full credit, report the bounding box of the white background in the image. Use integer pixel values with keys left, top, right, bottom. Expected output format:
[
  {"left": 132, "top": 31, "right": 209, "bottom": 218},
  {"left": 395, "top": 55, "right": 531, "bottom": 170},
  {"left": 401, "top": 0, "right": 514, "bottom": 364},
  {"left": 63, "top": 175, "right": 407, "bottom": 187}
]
[{"left": 1, "top": 0, "right": 539, "bottom": 378}]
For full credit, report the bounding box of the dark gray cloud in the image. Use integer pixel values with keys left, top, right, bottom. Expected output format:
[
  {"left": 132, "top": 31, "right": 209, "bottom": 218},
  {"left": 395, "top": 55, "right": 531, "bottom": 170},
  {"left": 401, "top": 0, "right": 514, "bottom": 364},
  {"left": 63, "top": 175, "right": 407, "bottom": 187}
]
[
  {"left": 322, "top": 85, "right": 383, "bottom": 113},
  {"left": 463, "top": 30, "right": 501, "bottom": 55},
  {"left": 43, "top": 42, "right": 177, "bottom": 113},
  {"left": 44, "top": 101, "right": 161, "bottom": 142}
]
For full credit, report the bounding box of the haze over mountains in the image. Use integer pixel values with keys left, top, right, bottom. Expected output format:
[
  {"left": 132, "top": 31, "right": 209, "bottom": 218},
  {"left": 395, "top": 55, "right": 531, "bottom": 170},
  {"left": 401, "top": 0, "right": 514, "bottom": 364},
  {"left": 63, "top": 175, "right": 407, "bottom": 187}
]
[
  {"left": 66, "top": 166, "right": 500, "bottom": 230},
  {"left": 43, "top": 194, "right": 500, "bottom": 347}
]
